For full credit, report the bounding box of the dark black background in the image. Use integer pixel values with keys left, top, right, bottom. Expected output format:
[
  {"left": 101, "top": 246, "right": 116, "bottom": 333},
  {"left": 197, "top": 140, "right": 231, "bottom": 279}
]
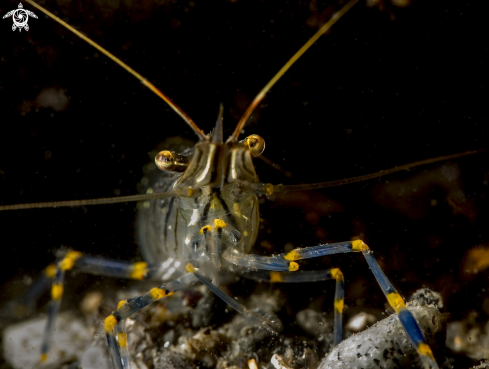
[{"left": 0, "top": 0, "right": 488, "bottom": 365}]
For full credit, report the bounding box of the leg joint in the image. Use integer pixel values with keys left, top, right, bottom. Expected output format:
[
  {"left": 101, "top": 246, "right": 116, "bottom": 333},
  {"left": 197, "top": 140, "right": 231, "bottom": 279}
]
[
  {"left": 59, "top": 250, "right": 82, "bottom": 271},
  {"left": 330, "top": 268, "right": 344, "bottom": 281},
  {"left": 351, "top": 239, "right": 369, "bottom": 252}
]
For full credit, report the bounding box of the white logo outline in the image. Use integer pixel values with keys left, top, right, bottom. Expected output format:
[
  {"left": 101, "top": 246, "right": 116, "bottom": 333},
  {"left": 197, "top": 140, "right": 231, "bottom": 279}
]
[{"left": 3, "top": 3, "right": 38, "bottom": 32}]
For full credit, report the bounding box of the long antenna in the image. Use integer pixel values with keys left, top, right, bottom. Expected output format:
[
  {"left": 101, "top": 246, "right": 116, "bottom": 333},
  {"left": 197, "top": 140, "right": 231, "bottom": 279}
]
[
  {"left": 23, "top": 0, "right": 207, "bottom": 141},
  {"left": 1, "top": 148, "right": 485, "bottom": 210},
  {"left": 227, "top": 0, "right": 360, "bottom": 143},
  {"left": 0, "top": 189, "right": 200, "bottom": 211},
  {"left": 271, "top": 149, "right": 486, "bottom": 193}
]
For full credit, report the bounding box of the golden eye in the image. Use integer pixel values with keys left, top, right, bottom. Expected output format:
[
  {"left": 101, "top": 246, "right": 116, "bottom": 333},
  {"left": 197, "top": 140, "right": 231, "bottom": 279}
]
[
  {"left": 240, "top": 134, "right": 265, "bottom": 157},
  {"left": 155, "top": 151, "right": 189, "bottom": 172}
]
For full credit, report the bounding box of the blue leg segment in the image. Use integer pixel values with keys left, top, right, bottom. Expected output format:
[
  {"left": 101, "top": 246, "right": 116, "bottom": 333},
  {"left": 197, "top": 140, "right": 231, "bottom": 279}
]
[
  {"left": 227, "top": 239, "right": 439, "bottom": 368},
  {"left": 37, "top": 250, "right": 170, "bottom": 365},
  {"left": 223, "top": 250, "right": 299, "bottom": 271},
  {"left": 40, "top": 266, "right": 65, "bottom": 363},
  {"left": 361, "top": 244, "right": 438, "bottom": 369},
  {"left": 332, "top": 268, "right": 344, "bottom": 346},
  {"left": 286, "top": 240, "right": 438, "bottom": 369},
  {"left": 104, "top": 273, "right": 197, "bottom": 369}
]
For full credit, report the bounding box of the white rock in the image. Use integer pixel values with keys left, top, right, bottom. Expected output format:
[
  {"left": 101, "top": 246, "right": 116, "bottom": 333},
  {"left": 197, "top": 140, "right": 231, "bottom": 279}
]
[
  {"left": 271, "top": 353, "right": 293, "bottom": 369},
  {"left": 3, "top": 311, "right": 91, "bottom": 369},
  {"left": 81, "top": 346, "right": 111, "bottom": 369},
  {"left": 345, "top": 312, "right": 377, "bottom": 333},
  {"left": 319, "top": 305, "right": 444, "bottom": 369}
]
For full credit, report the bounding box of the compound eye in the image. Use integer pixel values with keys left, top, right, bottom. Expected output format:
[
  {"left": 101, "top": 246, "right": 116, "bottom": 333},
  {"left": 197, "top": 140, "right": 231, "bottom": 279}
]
[
  {"left": 155, "top": 151, "right": 189, "bottom": 172},
  {"left": 155, "top": 151, "right": 174, "bottom": 171},
  {"left": 242, "top": 134, "right": 265, "bottom": 157}
]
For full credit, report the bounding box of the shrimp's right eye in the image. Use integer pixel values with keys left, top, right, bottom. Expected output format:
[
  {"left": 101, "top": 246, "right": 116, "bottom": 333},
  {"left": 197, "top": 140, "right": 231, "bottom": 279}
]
[{"left": 155, "top": 151, "right": 189, "bottom": 172}]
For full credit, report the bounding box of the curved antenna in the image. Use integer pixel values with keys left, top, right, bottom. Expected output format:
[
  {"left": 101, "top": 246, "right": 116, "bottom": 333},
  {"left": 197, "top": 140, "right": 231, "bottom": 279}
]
[
  {"left": 227, "top": 0, "right": 360, "bottom": 143},
  {"left": 24, "top": 0, "right": 207, "bottom": 141}
]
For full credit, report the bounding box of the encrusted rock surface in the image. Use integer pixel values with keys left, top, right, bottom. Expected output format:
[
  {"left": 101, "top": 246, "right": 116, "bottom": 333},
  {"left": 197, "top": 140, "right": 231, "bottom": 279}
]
[{"left": 318, "top": 296, "right": 446, "bottom": 369}]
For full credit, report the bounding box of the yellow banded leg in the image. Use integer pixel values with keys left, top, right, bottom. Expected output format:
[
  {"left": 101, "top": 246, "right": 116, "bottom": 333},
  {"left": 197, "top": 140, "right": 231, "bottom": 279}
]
[
  {"left": 104, "top": 314, "right": 123, "bottom": 369},
  {"left": 361, "top": 246, "right": 438, "bottom": 369},
  {"left": 222, "top": 250, "right": 299, "bottom": 272},
  {"left": 104, "top": 273, "right": 197, "bottom": 369},
  {"left": 115, "top": 300, "right": 130, "bottom": 368},
  {"left": 278, "top": 240, "right": 439, "bottom": 369},
  {"left": 331, "top": 268, "right": 344, "bottom": 345},
  {"left": 40, "top": 268, "right": 65, "bottom": 363},
  {"left": 40, "top": 251, "right": 81, "bottom": 363},
  {"left": 74, "top": 257, "right": 155, "bottom": 280},
  {"left": 38, "top": 250, "right": 162, "bottom": 364}
]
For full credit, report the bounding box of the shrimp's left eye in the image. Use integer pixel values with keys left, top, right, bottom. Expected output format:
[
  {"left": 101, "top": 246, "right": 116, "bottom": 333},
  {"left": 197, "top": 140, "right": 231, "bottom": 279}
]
[{"left": 239, "top": 134, "right": 265, "bottom": 157}]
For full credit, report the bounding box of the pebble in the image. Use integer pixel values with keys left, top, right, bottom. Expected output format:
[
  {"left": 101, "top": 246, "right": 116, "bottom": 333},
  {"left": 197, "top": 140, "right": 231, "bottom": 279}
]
[{"left": 3, "top": 311, "right": 91, "bottom": 369}]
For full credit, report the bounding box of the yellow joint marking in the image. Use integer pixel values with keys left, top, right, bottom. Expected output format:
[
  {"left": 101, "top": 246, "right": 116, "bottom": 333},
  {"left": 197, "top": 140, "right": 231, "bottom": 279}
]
[
  {"left": 186, "top": 263, "right": 195, "bottom": 273},
  {"left": 213, "top": 219, "right": 227, "bottom": 229},
  {"left": 386, "top": 292, "right": 406, "bottom": 312},
  {"left": 263, "top": 183, "right": 274, "bottom": 195},
  {"left": 149, "top": 288, "right": 167, "bottom": 300},
  {"left": 187, "top": 188, "right": 195, "bottom": 197},
  {"left": 104, "top": 314, "right": 118, "bottom": 333},
  {"left": 417, "top": 343, "right": 435, "bottom": 360},
  {"left": 66, "top": 250, "right": 82, "bottom": 260},
  {"left": 199, "top": 225, "right": 212, "bottom": 234},
  {"left": 167, "top": 291, "right": 175, "bottom": 297},
  {"left": 334, "top": 298, "right": 344, "bottom": 313},
  {"left": 351, "top": 239, "right": 369, "bottom": 252},
  {"left": 288, "top": 262, "right": 299, "bottom": 271},
  {"left": 40, "top": 353, "right": 48, "bottom": 363},
  {"left": 117, "top": 300, "right": 127, "bottom": 310},
  {"left": 60, "top": 251, "right": 82, "bottom": 271},
  {"left": 59, "top": 258, "right": 75, "bottom": 271},
  {"left": 269, "top": 271, "right": 283, "bottom": 283},
  {"left": 331, "top": 268, "right": 344, "bottom": 281},
  {"left": 117, "top": 332, "right": 128, "bottom": 348},
  {"left": 45, "top": 264, "right": 57, "bottom": 279},
  {"left": 284, "top": 249, "right": 301, "bottom": 261},
  {"left": 51, "top": 284, "right": 64, "bottom": 300},
  {"left": 130, "top": 262, "right": 148, "bottom": 280}
]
